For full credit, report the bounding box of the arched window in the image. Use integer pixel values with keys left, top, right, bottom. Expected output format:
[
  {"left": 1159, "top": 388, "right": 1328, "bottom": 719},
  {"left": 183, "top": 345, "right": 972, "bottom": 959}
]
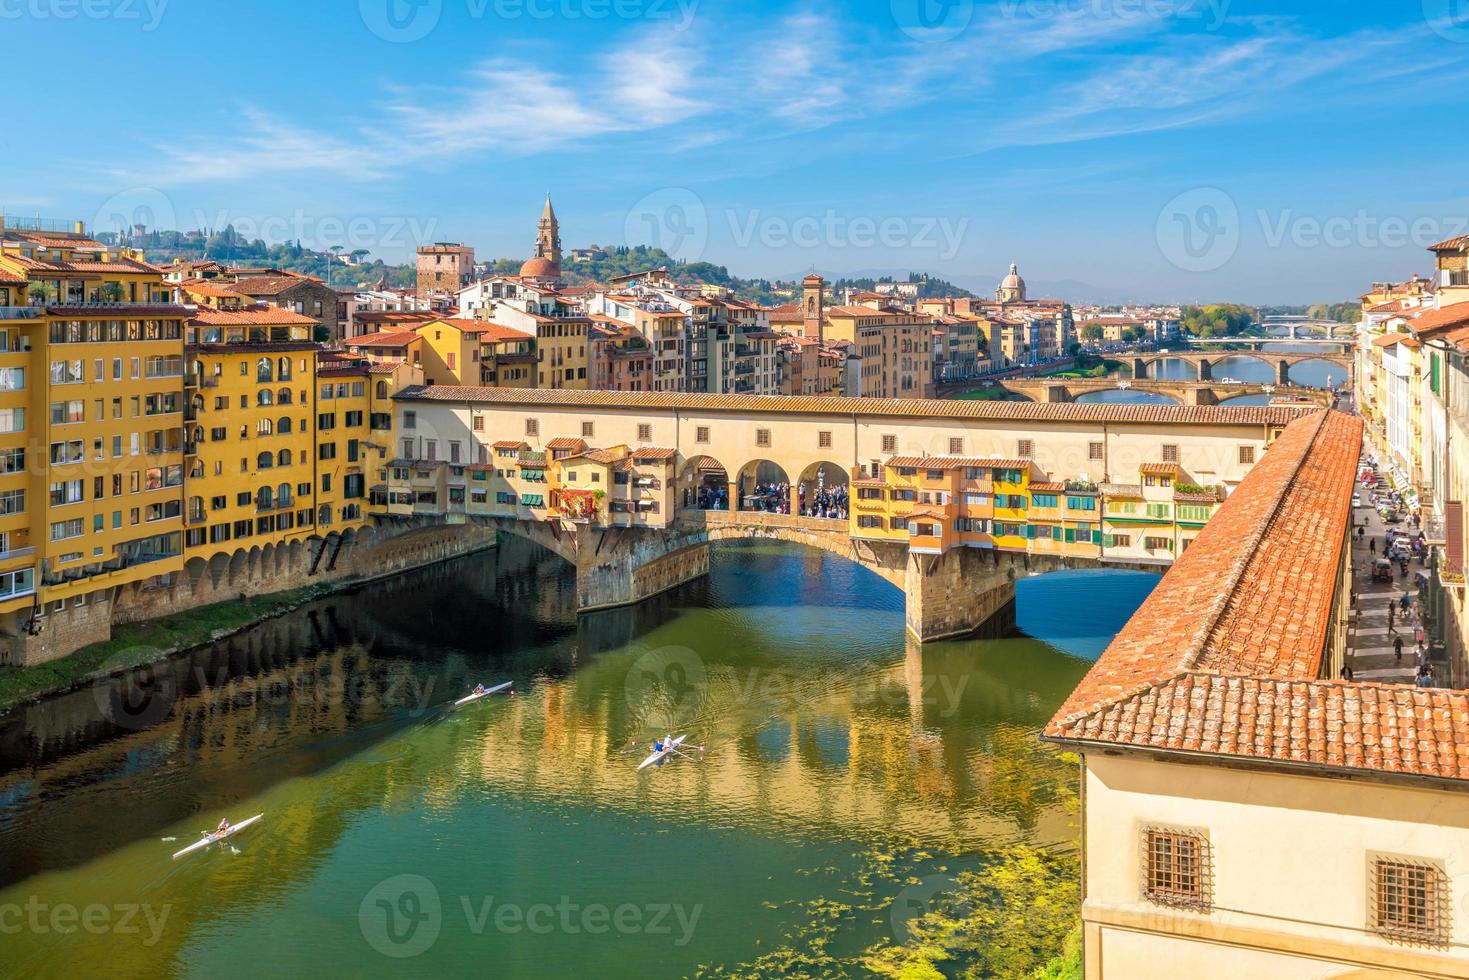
[
  {"left": 256, "top": 357, "right": 273, "bottom": 383},
  {"left": 318, "top": 504, "right": 332, "bottom": 526},
  {"left": 375, "top": 380, "right": 388, "bottom": 399},
  {"left": 277, "top": 356, "right": 292, "bottom": 381},
  {"left": 278, "top": 387, "right": 293, "bottom": 405},
  {"left": 256, "top": 486, "right": 273, "bottom": 508},
  {"left": 278, "top": 416, "right": 292, "bottom": 434},
  {"left": 257, "top": 451, "right": 274, "bottom": 470},
  {"left": 277, "top": 482, "right": 292, "bottom": 507},
  {"left": 277, "top": 449, "right": 292, "bottom": 466},
  {"left": 257, "top": 389, "right": 274, "bottom": 406},
  {"left": 257, "top": 418, "right": 273, "bottom": 436}
]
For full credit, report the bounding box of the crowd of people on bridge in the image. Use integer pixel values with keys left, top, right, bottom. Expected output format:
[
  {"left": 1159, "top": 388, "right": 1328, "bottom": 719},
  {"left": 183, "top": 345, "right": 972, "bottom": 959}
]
[{"left": 682, "top": 478, "right": 849, "bottom": 520}]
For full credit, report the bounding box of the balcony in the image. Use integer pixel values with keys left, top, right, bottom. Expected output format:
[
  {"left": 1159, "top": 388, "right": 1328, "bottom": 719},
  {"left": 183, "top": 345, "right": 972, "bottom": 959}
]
[
  {"left": 0, "top": 307, "right": 42, "bottom": 321},
  {"left": 0, "top": 545, "right": 36, "bottom": 564}
]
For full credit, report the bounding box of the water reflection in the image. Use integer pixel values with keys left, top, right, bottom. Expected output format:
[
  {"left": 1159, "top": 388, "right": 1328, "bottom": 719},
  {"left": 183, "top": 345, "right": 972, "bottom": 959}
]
[{"left": 0, "top": 539, "right": 1156, "bottom": 977}]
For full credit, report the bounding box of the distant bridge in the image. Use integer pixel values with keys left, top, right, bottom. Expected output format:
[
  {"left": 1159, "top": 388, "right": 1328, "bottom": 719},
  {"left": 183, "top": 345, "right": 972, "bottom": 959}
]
[
  {"left": 992, "top": 377, "right": 1332, "bottom": 407},
  {"left": 1258, "top": 315, "right": 1354, "bottom": 339},
  {"left": 1130, "top": 350, "right": 1352, "bottom": 386}
]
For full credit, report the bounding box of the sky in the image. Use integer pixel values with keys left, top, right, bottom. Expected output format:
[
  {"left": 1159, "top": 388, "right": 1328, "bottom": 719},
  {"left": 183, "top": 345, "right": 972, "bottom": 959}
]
[{"left": 3, "top": 0, "right": 1468, "bottom": 303}]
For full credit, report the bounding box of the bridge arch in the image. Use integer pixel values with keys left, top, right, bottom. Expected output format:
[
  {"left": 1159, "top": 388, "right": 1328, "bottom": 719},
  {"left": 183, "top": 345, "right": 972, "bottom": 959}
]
[
  {"left": 1284, "top": 357, "right": 1348, "bottom": 388},
  {"left": 736, "top": 459, "right": 791, "bottom": 513},
  {"left": 680, "top": 454, "right": 730, "bottom": 511},
  {"left": 796, "top": 461, "right": 850, "bottom": 519}
]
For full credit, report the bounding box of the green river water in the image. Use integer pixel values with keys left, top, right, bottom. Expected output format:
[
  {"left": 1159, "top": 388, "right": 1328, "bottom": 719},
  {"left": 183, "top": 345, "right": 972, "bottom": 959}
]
[{"left": 0, "top": 538, "right": 1157, "bottom": 978}]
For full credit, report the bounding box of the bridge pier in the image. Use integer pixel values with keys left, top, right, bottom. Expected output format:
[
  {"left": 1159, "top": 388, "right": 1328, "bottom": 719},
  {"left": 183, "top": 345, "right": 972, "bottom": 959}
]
[
  {"left": 1196, "top": 358, "right": 1212, "bottom": 381},
  {"left": 1186, "top": 387, "right": 1219, "bottom": 406},
  {"left": 904, "top": 546, "right": 1016, "bottom": 642},
  {"left": 1131, "top": 357, "right": 1147, "bottom": 380},
  {"left": 1043, "top": 383, "right": 1073, "bottom": 403},
  {"left": 1277, "top": 360, "right": 1290, "bottom": 386}
]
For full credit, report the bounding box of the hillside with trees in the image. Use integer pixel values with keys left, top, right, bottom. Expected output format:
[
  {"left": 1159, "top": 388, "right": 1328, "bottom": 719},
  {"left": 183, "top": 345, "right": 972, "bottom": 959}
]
[
  {"left": 1180, "top": 304, "right": 1258, "bottom": 337},
  {"left": 106, "top": 225, "right": 416, "bottom": 289}
]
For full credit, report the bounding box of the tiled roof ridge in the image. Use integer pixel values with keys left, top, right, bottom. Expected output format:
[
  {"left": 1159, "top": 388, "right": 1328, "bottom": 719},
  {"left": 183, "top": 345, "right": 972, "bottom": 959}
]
[
  {"left": 1045, "top": 411, "right": 1330, "bottom": 735},
  {"left": 1191, "top": 410, "right": 1329, "bottom": 667}
]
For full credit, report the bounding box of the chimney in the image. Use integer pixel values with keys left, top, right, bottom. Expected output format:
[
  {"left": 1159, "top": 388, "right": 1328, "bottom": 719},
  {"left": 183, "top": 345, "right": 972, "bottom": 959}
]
[{"left": 73, "top": 220, "right": 85, "bottom": 235}]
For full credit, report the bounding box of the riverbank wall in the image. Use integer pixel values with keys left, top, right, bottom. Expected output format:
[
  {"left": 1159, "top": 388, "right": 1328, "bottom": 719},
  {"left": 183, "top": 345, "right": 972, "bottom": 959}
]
[{"left": 2, "top": 518, "right": 496, "bottom": 669}]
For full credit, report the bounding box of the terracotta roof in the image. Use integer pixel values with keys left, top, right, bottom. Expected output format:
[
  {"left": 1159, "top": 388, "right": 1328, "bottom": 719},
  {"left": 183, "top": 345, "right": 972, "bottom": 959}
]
[
  {"left": 432, "top": 318, "right": 535, "bottom": 342},
  {"left": 230, "top": 276, "right": 316, "bottom": 296},
  {"left": 1404, "top": 302, "right": 1469, "bottom": 341},
  {"left": 349, "top": 330, "right": 421, "bottom": 348},
  {"left": 1371, "top": 332, "right": 1413, "bottom": 347},
  {"left": 1030, "top": 482, "right": 1065, "bottom": 492},
  {"left": 631, "top": 447, "right": 677, "bottom": 461},
  {"left": 1427, "top": 234, "right": 1469, "bottom": 251},
  {"left": 1044, "top": 413, "right": 1469, "bottom": 785},
  {"left": 568, "top": 448, "right": 623, "bottom": 465},
  {"left": 185, "top": 341, "right": 319, "bottom": 354},
  {"left": 492, "top": 440, "right": 529, "bottom": 450},
  {"left": 887, "top": 456, "right": 1030, "bottom": 471},
  {"left": 317, "top": 364, "right": 369, "bottom": 378},
  {"left": 189, "top": 306, "right": 318, "bottom": 326},
  {"left": 394, "top": 386, "right": 1311, "bottom": 427},
  {"left": 178, "top": 279, "right": 246, "bottom": 300},
  {"left": 1139, "top": 462, "right": 1181, "bottom": 477},
  {"left": 546, "top": 437, "right": 587, "bottom": 451}
]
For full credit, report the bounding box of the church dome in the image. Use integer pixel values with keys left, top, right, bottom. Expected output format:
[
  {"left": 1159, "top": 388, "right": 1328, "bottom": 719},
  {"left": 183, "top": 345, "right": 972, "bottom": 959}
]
[
  {"left": 519, "top": 256, "right": 560, "bottom": 280},
  {"left": 999, "top": 263, "right": 1025, "bottom": 291}
]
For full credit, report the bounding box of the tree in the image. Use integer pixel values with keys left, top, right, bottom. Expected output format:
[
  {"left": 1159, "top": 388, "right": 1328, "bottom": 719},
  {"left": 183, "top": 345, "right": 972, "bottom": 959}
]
[
  {"left": 99, "top": 281, "right": 125, "bottom": 303},
  {"left": 1121, "top": 325, "right": 1144, "bottom": 344},
  {"left": 27, "top": 282, "right": 54, "bottom": 305},
  {"left": 1181, "top": 304, "right": 1256, "bottom": 338},
  {"left": 350, "top": 248, "right": 370, "bottom": 265},
  {"left": 1080, "top": 323, "right": 1104, "bottom": 345}
]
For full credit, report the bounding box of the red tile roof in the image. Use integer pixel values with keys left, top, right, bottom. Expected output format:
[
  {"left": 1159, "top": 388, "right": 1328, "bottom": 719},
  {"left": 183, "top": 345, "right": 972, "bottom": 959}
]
[
  {"left": 1045, "top": 412, "right": 1469, "bottom": 785},
  {"left": 887, "top": 456, "right": 1030, "bottom": 471},
  {"left": 349, "top": 330, "right": 421, "bottom": 348},
  {"left": 189, "top": 306, "right": 318, "bottom": 326},
  {"left": 631, "top": 447, "right": 677, "bottom": 461},
  {"left": 546, "top": 437, "right": 587, "bottom": 451},
  {"left": 1427, "top": 234, "right": 1469, "bottom": 251}
]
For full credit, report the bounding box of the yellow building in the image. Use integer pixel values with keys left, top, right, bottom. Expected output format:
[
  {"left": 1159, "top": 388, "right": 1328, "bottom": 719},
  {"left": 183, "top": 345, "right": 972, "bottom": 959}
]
[
  {"left": 0, "top": 220, "right": 187, "bottom": 662},
  {"left": 182, "top": 303, "right": 322, "bottom": 562},
  {"left": 824, "top": 306, "right": 934, "bottom": 399}
]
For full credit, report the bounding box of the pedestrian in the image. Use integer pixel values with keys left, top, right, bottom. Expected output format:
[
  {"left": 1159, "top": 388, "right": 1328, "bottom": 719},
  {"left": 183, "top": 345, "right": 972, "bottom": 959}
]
[
  {"left": 1342, "top": 663, "right": 1354, "bottom": 681},
  {"left": 1415, "top": 667, "right": 1434, "bottom": 689},
  {"left": 1388, "top": 603, "right": 1396, "bottom": 633},
  {"left": 1415, "top": 624, "right": 1424, "bottom": 647},
  {"left": 1394, "top": 636, "right": 1404, "bottom": 662},
  {"left": 1401, "top": 591, "right": 1411, "bottom": 612},
  {"left": 1369, "top": 538, "right": 1376, "bottom": 555}
]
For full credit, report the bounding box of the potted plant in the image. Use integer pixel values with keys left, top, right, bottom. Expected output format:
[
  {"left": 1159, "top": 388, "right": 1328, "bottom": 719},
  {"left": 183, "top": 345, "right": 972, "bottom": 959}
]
[{"left": 27, "top": 283, "right": 54, "bottom": 305}]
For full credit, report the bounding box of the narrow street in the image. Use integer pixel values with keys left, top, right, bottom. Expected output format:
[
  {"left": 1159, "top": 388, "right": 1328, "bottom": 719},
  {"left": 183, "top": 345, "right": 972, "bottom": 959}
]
[{"left": 1346, "top": 456, "right": 1425, "bottom": 685}]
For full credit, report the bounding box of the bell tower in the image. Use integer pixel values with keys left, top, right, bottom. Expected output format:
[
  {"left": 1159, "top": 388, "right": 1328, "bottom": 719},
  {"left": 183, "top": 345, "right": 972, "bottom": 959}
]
[
  {"left": 535, "top": 193, "right": 562, "bottom": 268},
  {"left": 802, "top": 273, "right": 825, "bottom": 343}
]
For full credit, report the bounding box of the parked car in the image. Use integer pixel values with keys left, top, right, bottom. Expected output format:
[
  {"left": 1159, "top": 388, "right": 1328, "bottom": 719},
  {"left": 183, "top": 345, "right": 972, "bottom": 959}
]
[
  {"left": 1373, "top": 558, "right": 1395, "bottom": 582},
  {"left": 1352, "top": 494, "right": 1363, "bottom": 508}
]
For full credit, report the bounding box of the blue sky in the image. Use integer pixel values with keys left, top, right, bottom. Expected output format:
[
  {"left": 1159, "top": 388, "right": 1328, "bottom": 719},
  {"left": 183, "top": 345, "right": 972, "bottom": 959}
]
[{"left": 3, "top": 0, "right": 1467, "bottom": 303}]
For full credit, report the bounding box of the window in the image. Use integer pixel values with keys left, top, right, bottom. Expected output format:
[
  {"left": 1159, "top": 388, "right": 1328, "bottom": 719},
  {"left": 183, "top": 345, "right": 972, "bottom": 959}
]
[
  {"left": 1161, "top": 444, "right": 1179, "bottom": 463},
  {"left": 1239, "top": 445, "right": 1255, "bottom": 465},
  {"left": 757, "top": 429, "right": 771, "bottom": 448},
  {"left": 473, "top": 416, "right": 485, "bottom": 432},
  {"left": 49, "top": 400, "right": 84, "bottom": 424},
  {"left": 1089, "top": 441, "right": 1104, "bottom": 461},
  {"left": 696, "top": 426, "right": 710, "bottom": 443},
  {"left": 50, "top": 518, "right": 85, "bottom": 541},
  {"left": 638, "top": 424, "right": 652, "bottom": 441},
  {"left": 817, "top": 430, "right": 833, "bottom": 449},
  {"left": 49, "top": 359, "right": 83, "bottom": 384},
  {"left": 1142, "top": 827, "right": 1210, "bottom": 911},
  {"left": 1144, "top": 536, "right": 1173, "bottom": 551},
  {"left": 49, "top": 479, "right": 84, "bottom": 505},
  {"left": 1032, "top": 493, "right": 1059, "bottom": 509},
  {"left": 582, "top": 421, "right": 594, "bottom": 438},
  {"left": 1371, "top": 856, "right": 1447, "bottom": 945},
  {"left": 1017, "top": 439, "right": 1033, "bottom": 458},
  {"left": 882, "top": 434, "right": 897, "bottom": 454}
]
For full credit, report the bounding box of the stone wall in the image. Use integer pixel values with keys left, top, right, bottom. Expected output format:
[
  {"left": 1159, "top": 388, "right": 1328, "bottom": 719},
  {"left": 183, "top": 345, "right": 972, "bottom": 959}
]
[
  {"left": 3, "top": 519, "right": 496, "bottom": 668},
  {"left": 905, "top": 546, "right": 1018, "bottom": 641}
]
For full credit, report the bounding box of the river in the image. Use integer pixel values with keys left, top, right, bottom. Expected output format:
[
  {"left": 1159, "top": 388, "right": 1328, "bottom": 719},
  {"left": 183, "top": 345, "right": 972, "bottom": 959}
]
[{"left": 0, "top": 538, "right": 1158, "bottom": 977}]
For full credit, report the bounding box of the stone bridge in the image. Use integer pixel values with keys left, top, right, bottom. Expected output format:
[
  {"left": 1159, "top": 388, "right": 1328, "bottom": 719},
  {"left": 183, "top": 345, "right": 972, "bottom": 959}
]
[
  {"left": 436, "top": 510, "right": 1162, "bottom": 642},
  {"left": 1129, "top": 350, "right": 1352, "bottom": 385},
  {"left": 991, "top": 377, "right": 1331, "bottom": 407}
]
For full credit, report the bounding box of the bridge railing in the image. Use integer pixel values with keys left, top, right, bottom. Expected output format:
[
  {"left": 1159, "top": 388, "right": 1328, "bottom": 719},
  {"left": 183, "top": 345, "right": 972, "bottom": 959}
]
[{"left": 678, "top": 510, "right": 848, "bottom": 534}]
